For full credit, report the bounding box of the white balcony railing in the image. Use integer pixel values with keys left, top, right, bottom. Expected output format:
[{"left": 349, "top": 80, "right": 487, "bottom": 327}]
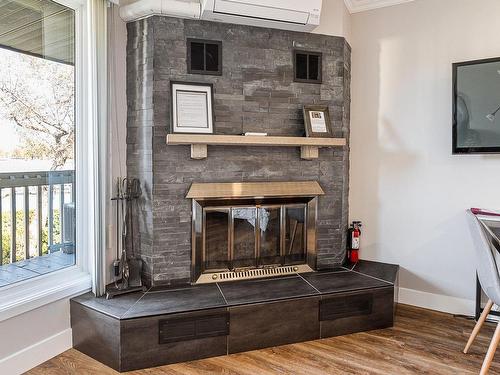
[{"left": 0, "top": 170, "right": 75, "bottom": 266}]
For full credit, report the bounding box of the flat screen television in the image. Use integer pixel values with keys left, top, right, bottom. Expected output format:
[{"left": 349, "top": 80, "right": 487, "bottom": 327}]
[{"left": 453, "top": 57, "right": 500, "bottom": 153}]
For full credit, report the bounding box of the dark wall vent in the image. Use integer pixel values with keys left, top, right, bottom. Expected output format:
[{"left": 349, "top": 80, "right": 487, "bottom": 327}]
[
  {"left": 294, "top": 50, "right": 322, "bottom": 84},
  {"left": 159, "top": 312, "right": 229, "bottom": 344},
  {"left": 187, "top": 39, "right": 222, "bottom": 76}
]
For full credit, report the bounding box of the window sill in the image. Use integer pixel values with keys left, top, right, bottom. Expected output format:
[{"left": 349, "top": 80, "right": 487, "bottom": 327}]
[{"left": 0, "top": 266, "right": 91, "bottom": 322}]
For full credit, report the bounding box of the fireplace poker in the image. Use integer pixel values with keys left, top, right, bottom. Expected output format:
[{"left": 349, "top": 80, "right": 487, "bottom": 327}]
[{"left": 107, "top": 177, "right": 145, "bottom": 299}]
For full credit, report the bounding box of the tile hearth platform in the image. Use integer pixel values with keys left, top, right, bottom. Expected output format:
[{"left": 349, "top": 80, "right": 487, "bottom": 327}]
[{"left": 71, "top": 260, "right": 398, "bottom": 372}]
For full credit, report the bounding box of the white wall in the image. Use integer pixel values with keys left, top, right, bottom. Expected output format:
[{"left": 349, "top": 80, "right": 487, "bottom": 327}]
[
  {"left": 106, "top": 4, "right": 128, "bottom": 285},
  {"left": 0, "top": 299, "right": 72, "bottom": 374},
  {"left": 314, "top": 0, "right": 352, "bottom": 42},
  {"left": 350, "top": 0, "right": 500, "bottom": 314}
]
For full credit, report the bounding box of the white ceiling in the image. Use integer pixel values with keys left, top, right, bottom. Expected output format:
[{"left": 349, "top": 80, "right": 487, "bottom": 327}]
[{"left": 344, "top": 0, "right": 415, "bottom": 13}]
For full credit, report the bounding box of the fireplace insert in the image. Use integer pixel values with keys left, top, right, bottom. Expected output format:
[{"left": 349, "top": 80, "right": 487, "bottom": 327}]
[{"left": 187, "top": 182, "right": 323, "bottom": 283}]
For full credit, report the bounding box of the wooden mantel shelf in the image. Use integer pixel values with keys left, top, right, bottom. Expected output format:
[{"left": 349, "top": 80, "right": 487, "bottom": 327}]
[{"left": 166, "top": 134, "right": 346, "bottom": 160}]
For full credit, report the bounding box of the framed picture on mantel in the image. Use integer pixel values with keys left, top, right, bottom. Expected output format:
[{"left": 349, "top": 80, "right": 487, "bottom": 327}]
[
  {"left": 171, "top": 82, "right": 214, "bottom": 134},
  {"left": 303, "top": 105, "right": 333, "bottom": 138}
]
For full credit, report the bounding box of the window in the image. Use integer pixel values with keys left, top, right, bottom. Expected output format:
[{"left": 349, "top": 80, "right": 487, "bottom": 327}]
[
  {"left": 0, "top": 0, "right": 76, "bottom": 287},
  {"left": 294, "top": 50, "right": 322, "bottom": 84},
  {"left": 187, "top": 39, "right": 222, "bottom": 76}
]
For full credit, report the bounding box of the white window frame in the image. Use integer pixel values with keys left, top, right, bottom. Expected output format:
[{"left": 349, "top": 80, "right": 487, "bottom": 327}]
[{"left": 0, "top": 0, "right": 99, "bottom": 322}]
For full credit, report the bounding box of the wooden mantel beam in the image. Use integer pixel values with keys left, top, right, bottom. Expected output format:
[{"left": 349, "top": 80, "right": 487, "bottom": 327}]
[{"left": 166, "top": 134, "right": 346, "bottom": 160}]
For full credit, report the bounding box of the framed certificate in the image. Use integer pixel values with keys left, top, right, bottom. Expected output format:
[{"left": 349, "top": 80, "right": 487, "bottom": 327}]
[
  {"left": 303, "top": 105, "right": 333, "bottom": 138},
  {"left": 171, "top": 82, "right": 214, "bottom": 134}
]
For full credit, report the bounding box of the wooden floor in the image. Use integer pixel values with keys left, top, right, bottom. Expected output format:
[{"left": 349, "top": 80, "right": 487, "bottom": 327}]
[{"left": 28, "top": 304, "right": 500, "bottom": 374}]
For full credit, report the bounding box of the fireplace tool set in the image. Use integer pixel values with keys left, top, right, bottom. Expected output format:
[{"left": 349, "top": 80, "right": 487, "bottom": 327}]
[{"left": 106, "top": 177, "right": 146, "bottom": 299}]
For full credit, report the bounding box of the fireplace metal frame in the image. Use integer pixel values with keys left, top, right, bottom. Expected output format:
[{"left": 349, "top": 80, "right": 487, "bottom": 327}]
[{"left": 191, "top": 196, "right": 319, "bottom": 284}]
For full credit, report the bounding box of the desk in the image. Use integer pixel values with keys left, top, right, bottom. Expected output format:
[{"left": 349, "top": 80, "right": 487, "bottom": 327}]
[{"left": 475, "top": 217, "right": 500, "bottom": 320}]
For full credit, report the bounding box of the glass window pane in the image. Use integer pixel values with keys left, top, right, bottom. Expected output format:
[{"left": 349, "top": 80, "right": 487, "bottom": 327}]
[
  {"left": 190, "top": 42, "right": 205, "bottom": 71},
  {"left": 284, "top": 205, "right": 306, "bottom": 264},
  {"left": 205, "top": 43, "right": 219, "bottom": 72},
  {"left": 232, "top": 208, "right": 256, "bottom": 269},
  {"left": 295, "top": 53, "right": 308, "bottom": 80},
  {"left": 259, "top": 207, "right": 281, "bottom": 265},
  {"left": 308, "top": 54, "right": 320, "bottom": 81},
  {"left": 0, "top": 0, "right": 74, "bottom": 64},
  {"left": 0, "top": 0, "right": 75, "bottom": 286},
  {"left": 204, "top": 209, "right": 229, "bottom": 270}
]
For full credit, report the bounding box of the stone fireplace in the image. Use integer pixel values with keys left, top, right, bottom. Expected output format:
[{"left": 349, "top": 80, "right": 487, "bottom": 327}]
[
  {"left": 126, "top": 16, "right": 351, "bottom": 287},
  {"left": 71, "top": 13, "right": 402, "bottom": 374},
  {"left": 188, "top": 181, "right": 323, "bottom": 283}
]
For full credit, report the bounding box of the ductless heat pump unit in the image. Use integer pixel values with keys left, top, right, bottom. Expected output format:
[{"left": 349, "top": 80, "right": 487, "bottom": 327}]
[{"left": 200, "top": 0, "right": 322, "bottom": 32}]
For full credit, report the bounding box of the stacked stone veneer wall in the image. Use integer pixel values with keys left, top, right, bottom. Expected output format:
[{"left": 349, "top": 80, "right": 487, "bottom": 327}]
[{"left": 126, "top": 16, "right": 351, "bottom": 286}]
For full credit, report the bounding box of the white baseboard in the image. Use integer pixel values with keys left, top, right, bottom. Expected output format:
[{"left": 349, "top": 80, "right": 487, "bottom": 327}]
[
  {"left": 398, "top": 287, "right": 475, "bottom": 316},
  {"left": 0, "top": 328, "right": 72, "bottom": 375}
]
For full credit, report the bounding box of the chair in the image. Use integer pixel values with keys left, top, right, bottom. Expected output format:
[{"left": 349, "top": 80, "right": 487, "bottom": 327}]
[{"left": 465, "top": 209, "right": 500, "bottom": 374}]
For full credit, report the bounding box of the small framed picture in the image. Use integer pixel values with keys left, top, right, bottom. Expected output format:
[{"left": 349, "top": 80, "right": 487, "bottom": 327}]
[
  {"left": 171, "top": 82, "right": 214, "bottom": 134},
  {"left": 303, "top": 105, "right": 333, "bottom": 138}
]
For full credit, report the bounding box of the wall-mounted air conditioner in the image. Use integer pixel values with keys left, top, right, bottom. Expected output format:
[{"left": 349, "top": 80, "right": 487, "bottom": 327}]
[{"left": 200, "top": 0, "right": 322, "bottom": 32}]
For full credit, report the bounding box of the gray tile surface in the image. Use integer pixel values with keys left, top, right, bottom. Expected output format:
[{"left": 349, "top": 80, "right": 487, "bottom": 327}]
[
  {"left": 72, "top": 291, "right": 145, "bottom": 319},
  {"left": 301, "top": 270, "right": 392, "bottom": 294},
  {"left": 353, "top": 260, "right": 399, "bottom": 284},
  {"left": 71, "top": 261, "right": 399, "bottom": 320},
  {"left": 217, "top": 275, "right": 318, "bottom": 305},
  {"left": 122, "top": 284, "right": 227, "bottom": 319}
]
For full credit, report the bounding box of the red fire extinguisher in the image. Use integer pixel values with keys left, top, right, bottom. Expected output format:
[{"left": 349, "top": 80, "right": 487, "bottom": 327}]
[{"left": 347, "top": 221, "right": 362, "bottom": 263}]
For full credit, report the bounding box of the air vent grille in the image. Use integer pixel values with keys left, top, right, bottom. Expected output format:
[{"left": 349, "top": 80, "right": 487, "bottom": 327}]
[
  {"left": 195, "top": 264, "right": 316, "bottom": 284},
  {"left": 218, "top": 266, "right": 296, "bottom": 281}
]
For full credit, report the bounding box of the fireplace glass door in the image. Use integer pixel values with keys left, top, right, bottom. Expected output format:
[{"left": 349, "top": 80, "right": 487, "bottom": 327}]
[
  {"left": 284, "top": 204, "right": 307, "bottom": 264},
  {"left": 232, "top": 207, "right": 257, "bottom": 269},
  {"left": 258, "top": 206, "right": 281, "bottom": 265},
  {"left": 204, "top": 208, "right": 230, "bottom": 271},
  {"left": 202, "top": 203, "right": 308, "bottom": 273}
]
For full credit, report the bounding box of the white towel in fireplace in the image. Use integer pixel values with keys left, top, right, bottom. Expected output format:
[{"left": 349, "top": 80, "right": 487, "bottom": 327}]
[{"left": 232, "top": 208, "right": 270, "bottom": 232}]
